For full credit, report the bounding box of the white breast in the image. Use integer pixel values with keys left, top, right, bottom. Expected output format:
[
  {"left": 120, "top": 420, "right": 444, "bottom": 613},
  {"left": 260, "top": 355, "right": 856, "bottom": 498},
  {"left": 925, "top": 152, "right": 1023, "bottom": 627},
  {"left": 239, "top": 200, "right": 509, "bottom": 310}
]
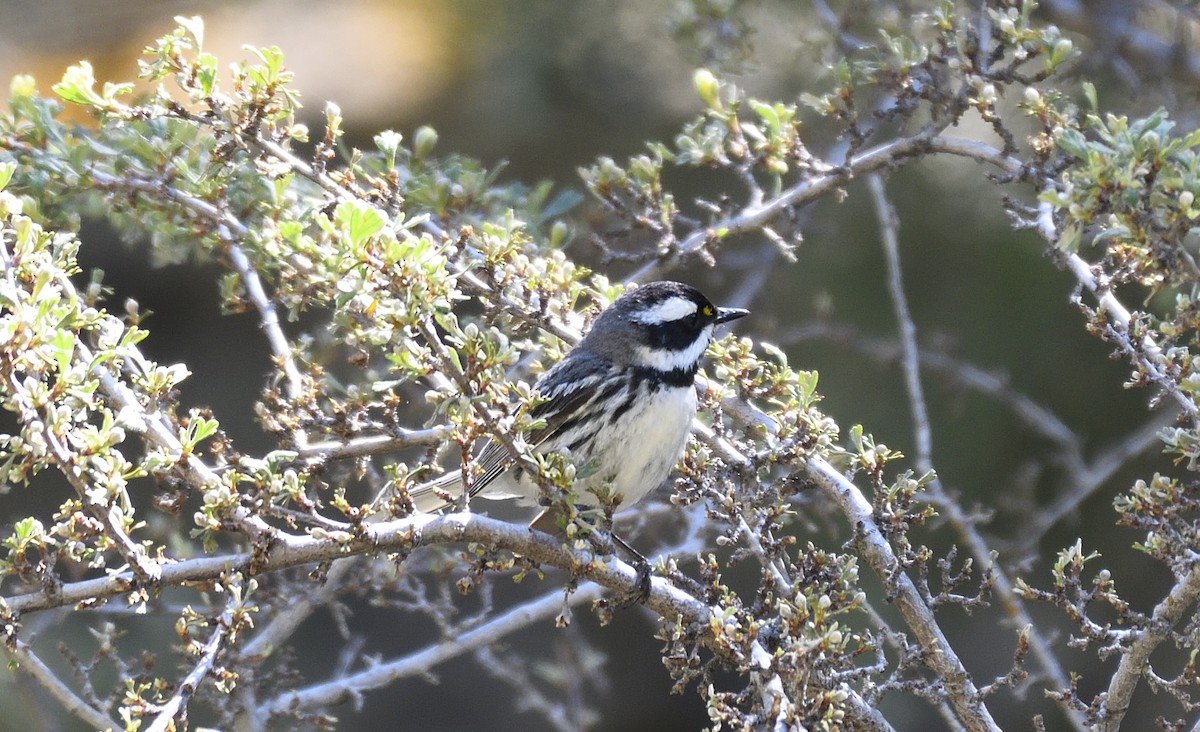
[
  {"left": 582, "top": 383, "right": 697, "bottom": 507},
  {"left": 474, "top": 383, "right": 698, "bottom": 510}
]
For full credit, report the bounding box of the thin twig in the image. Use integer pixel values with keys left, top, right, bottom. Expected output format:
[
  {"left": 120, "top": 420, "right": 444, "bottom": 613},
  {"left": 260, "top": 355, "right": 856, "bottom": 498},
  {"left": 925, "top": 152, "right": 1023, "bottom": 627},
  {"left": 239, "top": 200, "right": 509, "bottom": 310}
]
[
  {"left": 806, "top": 455, "right": 1000, "bottom": 732},
  {"left": 780, "top": 321, "right": 1082, "bottom": 452},
  {"left": 868, "top": 173, "right": 932, "bottom": 468},
  {"left": 145, "top": 588, "right": 241, "bottom": 732},
  {"left": 88, "top": 170, "right": 308, "bottom": 430},
  {"left": 1100, "top": 566, "right": 1200, "bottom": 731},
  {"left": 1040, "top": 0, "right": 1200, "bottom": 84},
  {"left": 1019, "top": 412, "right": 1174, "bottom": 552},
  {"left": 264, "top": 582, "right": 605, "bottom": 716},
  {"left": 628, "top": 131, "right": 946, "bottom": 282},
  {"left": 239, "top": 558, "right": 358, "bottom": 661},
  {"left": 3, "top": 639, "right": 120, "bottom": 731},
  {"left": 869, "top": 171, "right": 1085, "bottom": 731}
]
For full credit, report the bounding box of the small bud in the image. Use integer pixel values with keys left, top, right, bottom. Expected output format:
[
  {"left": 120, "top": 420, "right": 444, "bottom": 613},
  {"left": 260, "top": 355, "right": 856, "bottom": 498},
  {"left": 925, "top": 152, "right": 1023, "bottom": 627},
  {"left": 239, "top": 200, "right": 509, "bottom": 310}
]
[
  {"left": 1052, "top": 38, "right": 1073, "bottom": 63},
  {"left": 549, "top": 220, "right": 569, "bottom": 249},
  {"left": 1180, "top": 190, "right": 1195, "bottom": 209},
  {"left": 9, "top": 74, "right": 35, "bottom": 97},
  {"left": 375, "top": 129, "right": 402, "bottom": 155},
  {"left": 414, "top": 125, "right": 438, "bottom": 158},
  {"left": 0, "top": 191, "right": 22, "bottom": 216},
  {"left": 1023, "top": 87, "right": 1041, "bottom": 105},
  {"left": 693, "top": 68, "right": 721, "bottom": 111}
]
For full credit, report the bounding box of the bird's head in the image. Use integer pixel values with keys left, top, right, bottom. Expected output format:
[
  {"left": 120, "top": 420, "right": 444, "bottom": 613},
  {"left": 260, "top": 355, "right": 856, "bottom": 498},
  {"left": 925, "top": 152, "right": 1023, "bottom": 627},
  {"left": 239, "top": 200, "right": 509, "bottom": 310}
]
[{"left": 579, "top": 281, "right": 749, "bottom": 372}]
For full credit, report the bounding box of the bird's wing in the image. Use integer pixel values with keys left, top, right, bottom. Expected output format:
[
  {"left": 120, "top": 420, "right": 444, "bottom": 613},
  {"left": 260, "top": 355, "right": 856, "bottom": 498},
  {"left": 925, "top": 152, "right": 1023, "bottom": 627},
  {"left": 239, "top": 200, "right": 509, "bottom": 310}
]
[{"left": 467, "top": 354, "right": 611, "bottom": 498}]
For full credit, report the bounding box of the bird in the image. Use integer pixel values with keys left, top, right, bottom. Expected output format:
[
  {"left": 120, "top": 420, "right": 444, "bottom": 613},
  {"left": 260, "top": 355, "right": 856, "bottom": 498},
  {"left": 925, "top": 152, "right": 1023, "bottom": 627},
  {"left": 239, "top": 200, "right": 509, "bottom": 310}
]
[{"left": 403, "top": 281, "right": 749, "bottom": 524}]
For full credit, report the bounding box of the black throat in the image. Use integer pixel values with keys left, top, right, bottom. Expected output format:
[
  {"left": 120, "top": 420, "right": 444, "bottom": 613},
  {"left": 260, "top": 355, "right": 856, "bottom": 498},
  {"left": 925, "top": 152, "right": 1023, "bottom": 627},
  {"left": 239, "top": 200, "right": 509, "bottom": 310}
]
[{"left": 630, "top": 363, "right": 697, "bottom": 389}]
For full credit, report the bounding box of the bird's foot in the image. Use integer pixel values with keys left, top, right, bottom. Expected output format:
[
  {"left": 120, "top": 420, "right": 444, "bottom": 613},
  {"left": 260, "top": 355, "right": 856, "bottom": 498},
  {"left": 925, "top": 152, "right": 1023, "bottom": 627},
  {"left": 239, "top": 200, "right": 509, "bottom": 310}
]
[{"left": 609, "top": 532, "right": 652, "bottom": 608}]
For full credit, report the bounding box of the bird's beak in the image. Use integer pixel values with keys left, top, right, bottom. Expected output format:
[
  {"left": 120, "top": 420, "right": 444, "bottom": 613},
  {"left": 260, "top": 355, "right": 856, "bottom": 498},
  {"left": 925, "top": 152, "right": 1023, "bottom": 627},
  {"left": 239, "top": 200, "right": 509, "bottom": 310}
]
[{"left": 716, "top": 307, "right": 749, "bottom": 324}]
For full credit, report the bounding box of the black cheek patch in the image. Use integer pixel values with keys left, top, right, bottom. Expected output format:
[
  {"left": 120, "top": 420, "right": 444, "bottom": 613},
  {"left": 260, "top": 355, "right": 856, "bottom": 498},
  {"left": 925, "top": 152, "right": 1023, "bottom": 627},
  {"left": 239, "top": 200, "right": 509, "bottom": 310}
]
[{"left": 643, "top": 321, "right": 704, "bottom": 351}]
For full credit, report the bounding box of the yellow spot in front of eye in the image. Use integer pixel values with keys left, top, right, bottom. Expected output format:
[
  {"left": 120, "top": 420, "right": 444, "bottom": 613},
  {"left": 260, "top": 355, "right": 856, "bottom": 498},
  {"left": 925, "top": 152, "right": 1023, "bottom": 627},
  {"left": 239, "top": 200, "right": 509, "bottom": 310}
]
[{"left": 703, "top": 305, "right": 714, "bottom": 317}]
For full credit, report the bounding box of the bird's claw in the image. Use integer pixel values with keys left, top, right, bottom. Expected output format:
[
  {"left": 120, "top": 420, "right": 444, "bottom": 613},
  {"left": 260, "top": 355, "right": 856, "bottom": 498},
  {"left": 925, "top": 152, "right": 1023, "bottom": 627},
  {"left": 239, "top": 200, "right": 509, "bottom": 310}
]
[
  {"left": 613, "top": 554, "right": 652, "bottom": 608},
  {"left": 609, "top": 532, "right": 652, "bottom": 608}
]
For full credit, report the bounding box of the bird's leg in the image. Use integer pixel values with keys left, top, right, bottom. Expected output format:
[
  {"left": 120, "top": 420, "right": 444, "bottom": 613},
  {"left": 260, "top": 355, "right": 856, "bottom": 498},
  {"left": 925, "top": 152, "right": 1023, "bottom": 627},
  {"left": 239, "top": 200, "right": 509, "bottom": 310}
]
[
  {"left": 609, "top": 531, "right": 652, "bottom": 607},
  {"left": 529, "top": 508, "right": 652, "bottom": 607},
  {"left": 528, "top": 507, "right": 559, "bottom": 535}
]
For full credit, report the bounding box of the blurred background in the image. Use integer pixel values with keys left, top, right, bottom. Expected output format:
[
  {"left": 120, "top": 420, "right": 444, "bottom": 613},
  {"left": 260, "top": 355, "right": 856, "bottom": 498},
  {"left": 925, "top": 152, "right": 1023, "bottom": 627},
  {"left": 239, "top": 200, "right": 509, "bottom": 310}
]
[{"left": 0, "top": 0, "right": 1191, "bottom": 729}]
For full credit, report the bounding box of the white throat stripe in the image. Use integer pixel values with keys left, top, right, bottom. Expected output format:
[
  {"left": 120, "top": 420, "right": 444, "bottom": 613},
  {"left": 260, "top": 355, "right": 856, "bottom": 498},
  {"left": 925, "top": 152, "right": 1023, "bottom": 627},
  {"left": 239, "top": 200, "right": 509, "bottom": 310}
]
[
  {"left": 631, "top": 296, "right": 698, "bottom": 324},
  {"left": 635, "top": 325, "right": 713, "bottom": 370}
]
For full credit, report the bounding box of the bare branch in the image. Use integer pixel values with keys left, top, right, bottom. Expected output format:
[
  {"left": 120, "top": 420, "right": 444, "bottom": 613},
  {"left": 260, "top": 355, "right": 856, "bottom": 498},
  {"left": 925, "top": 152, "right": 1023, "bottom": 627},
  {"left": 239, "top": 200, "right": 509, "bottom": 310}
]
[
  {"left": 264, "top": 582, "right": 605, "bottom": 717},
  {"left": 296, "top": 427, "right": 449, "bottom": 461},
  {"left": 805, "top": 456, "right": 1001, "bottom": 732},
  {"left": 3, "top": 639, "right": 121, "bottom": 731},
  {"left": 1019, "top": 412, "right": 1174, "bottom": 552},
  {"left": 781, "top": 322, "right": 1083, "bottom": 452},
  {"left": 88, "top": 170, "right": 307, "bottom": 413},
  {"left": 1041, "top": 0, "right": 1200, "bottom": 85},
  {"left": 2, "top": 512, "right": 707, "bottom": 620},
  {"left": 868, "top": 172, "right": 932, "bottom": 470},
  {"left": 1100, "top": 566, "right": 1200, "bottom": 731},
  {"left": 146, "top": 585, "right": 243, "bottom": 732},
  {"left": 238, "top": 558, "right": 358, "bottom": 662},
  {"left": 869, "top": 165, "right": 1087, "bottom": 731},
  {"left": 629, "top": 130, "right": 946, "bottom": 282}
]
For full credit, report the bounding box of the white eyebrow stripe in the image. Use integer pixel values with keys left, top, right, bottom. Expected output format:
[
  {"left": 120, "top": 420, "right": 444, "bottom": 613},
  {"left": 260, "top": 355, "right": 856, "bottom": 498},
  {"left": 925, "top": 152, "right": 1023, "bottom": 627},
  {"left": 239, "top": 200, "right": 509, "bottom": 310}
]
[{"left": 630, "top": 296, "right": 698, "bottom": 324}]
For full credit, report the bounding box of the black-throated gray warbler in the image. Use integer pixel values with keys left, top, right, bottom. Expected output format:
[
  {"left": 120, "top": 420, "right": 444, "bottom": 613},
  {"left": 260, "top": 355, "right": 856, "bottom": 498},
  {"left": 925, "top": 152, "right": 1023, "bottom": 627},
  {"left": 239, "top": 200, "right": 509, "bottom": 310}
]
[{"left": 405, "top": 280, "right": 748, "bottom": 518}]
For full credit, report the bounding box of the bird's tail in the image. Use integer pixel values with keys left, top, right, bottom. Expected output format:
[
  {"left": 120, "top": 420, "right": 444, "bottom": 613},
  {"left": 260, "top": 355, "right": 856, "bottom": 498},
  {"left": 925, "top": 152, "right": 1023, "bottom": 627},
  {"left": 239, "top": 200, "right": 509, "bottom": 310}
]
[{"left": 375, "top": 471, "right": 464, "bottom": 515}]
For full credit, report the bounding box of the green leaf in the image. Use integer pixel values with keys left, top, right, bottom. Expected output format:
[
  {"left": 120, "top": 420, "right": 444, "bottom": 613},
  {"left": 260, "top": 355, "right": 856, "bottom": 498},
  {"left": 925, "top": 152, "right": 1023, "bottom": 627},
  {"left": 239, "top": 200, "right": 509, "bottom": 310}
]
[
  {"left": 849, "top": 424, "right": 864, "bottom": 450},
  {"left": 195, "top": 52, "right": 218, "bottom": 96},
  {"left": 1056, "top": 222, "right": 1082, "bottom": 252},
  {"left": 796, "top": 370, "right": 819, "bottom": 403},
  {"left": 49, "top": 329, "right": 75, "bottom": 375},
  {"left": 53, "top": 62, "right": 101, "bottom": 106},
  {"left": 246, "top": 45, "right": 287, "bottom": 85},
  {"left": 190, "top": 416, "right": 219, "bottom": 443},
  {"left": 1055, "top": 128, "right": 1090, "bottom": 159},
  {"left": 750, "top": 100, "right": 780, "bottom": 131},
  {"left": 175, "top": 15, "right": 205, "bottom": 47},
  {"left": 760, "top": 341, "right": 788, "bottom": 367},
  {"left": 1082, "top": 82, "right": 1098, "bottom": 112},
  {"left": 540, "top": 189, "right": 584, "bottom": 222},
  {"left": 335, "top": 200, "right": 386, "bottom": 247}
]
